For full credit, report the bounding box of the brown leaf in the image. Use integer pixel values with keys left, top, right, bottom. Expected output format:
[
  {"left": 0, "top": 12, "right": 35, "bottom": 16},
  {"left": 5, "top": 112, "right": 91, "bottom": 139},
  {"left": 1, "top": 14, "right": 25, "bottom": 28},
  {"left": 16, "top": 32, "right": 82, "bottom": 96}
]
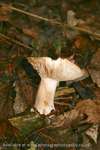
[
  {"left": 74, "top": 36, "right": 87, "bottom": 49},
  {"left": 86, "top": 124, "right": 99, "bottom": 143},
  {"left": 0, "top": 4, "right": 11, "bottom": 21},
  {"left": 0, "top": 121, "right": 7, "bottom": 137},
  {"left": 22, "top": 28, "right": 38, "bottom": 38},
  {"left": 55, "top": 87, "right": 75, "bottom": 97},
  {"left": 15, "top": 67, "right": 37, "bottom": 108},
  {"left": 0, "top": 83, "right": 14, "bottom": 120},
  {"left": 51, "top": 109, "right": 80, "bottom": 128},
  {"left": 75, "top": 99, "right": 100, "bottom": 123},
  {"left": 0, "top": 120, "right": 19, "bottom": 138},
  {"left": 13, "top": 81, "right": 27, "bottom": 114},
  {"left": 88, "top": 49, "right": 100, "bottom": 87},
  {"left": 7, "top": 63, "right": 14, "bottom": 75}
]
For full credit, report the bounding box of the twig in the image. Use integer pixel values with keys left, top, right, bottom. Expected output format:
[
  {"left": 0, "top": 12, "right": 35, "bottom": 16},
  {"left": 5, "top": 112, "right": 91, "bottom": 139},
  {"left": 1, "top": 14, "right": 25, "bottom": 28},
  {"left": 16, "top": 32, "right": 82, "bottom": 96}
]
[
  {"left": 55, "top": 87, "right": 75, "bottom": 97},
  {"left": 0, "top": 4, "right": 100, "bottom": 40},
  {"left": 9, "top": 5, "right": 100, "bottom": 41},
  {"left": 10, "top": 5, "right": 62, "bottom": 26},
  {"left": 55, "top": 96, "right": 73, "bottom": 101},
  {"left": 39, "top": 132, "right": 56, "bottom": 142},
  {"left": 0, "top": 32, "right": 33, "bottom": 50},
  {"left": 54, "top": 101, "right": 69, "bottom": 106},
  {"left": 73, "top": 26, "right": 100, "bottom": 40},
  {"left": 35, "top": 125, "right": 53, "bottom": 133}
]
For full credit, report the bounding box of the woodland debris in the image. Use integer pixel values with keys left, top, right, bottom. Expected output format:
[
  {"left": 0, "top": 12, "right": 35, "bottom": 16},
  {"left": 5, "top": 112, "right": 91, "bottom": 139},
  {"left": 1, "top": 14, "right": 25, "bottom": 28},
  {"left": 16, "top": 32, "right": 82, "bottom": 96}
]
[
  {"left": 72, "top": 82, "right": 95, "bottom": 99},
  {"left": 55, "top": 87, "right": 75, "bottom": 97},
  {"left": 0, "top": 4, "right": 11, "bottom": 21},
  {"left": 75, "top": 99, "right": 100, "bottom": 124},
  {"left": 88, "top": 49, "right": 100, "bottom": 87},
  {"left": 0, "top": 82, "right": 14, "bottom": 120},
  {"left": 13, "top": 81, "right": 27, "bottom": 114},
  {"left": 51, "top": 98, "right": 100, "bottom": 127},
  {"left": 85, "top": 124, "right": 99, "bottom": 143},
  {"left": 0, "top": 4, "right": 100, "bottom": 40},
  {"left": 9, "top": 113, "right": 44, "bottom": 135},
  {"left": 67, "top": 10, "right": 84, "bottom": 27}
]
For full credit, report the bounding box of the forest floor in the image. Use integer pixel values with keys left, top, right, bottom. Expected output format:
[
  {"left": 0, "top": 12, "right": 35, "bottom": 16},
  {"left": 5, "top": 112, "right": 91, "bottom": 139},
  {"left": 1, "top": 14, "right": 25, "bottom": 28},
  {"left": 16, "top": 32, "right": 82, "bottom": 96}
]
[{"left": 0, "top": 0, "right": 100, "bottom": 150}]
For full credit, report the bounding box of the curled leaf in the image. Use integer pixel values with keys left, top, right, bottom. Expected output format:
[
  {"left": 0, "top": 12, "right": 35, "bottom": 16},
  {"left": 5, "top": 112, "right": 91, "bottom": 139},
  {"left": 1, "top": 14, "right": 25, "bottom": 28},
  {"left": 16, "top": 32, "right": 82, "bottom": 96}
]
[{"left": 75, "top": 99, "right": 100, "bottom": 124}]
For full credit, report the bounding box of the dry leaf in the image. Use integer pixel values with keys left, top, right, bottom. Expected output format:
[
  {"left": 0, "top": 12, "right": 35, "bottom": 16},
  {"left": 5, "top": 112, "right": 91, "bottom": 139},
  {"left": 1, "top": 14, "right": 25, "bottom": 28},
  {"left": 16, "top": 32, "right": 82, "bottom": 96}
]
[
  {"left": 7, "top": 63, "right": 14, "bottom": 75},
  {"left": 22, "top": 28, "right": 38, "bottom": 38},
  {"left": 14, "top": 67, "right": 37, "bottom": 114},
  {"left": 74, "top": 35, "right": 89, "bottom": 49},
  {"left": 0, "top": 83, "right": 14, "bottom": 120},
  {"left": 86, "top": 124, "right": 99, "bottom": 143},
  {"left": 13, "top": 81, "right": 27, "bottom": 114},
  {"left": 88, "top": 49, "right": 100, "bottom": 87},
  {"left": 67, "top": 10, "right": 84, "bottom": 27},
  {"left": 0, "top": 4, "right": 11, "bottom": 21},
  {"left": 55, "top": 87, "right": 75, "bottom": 97},
  {"left": 51, "top": 109, "right": 80, "bottom": 128},
  {"left": 75, "top": 99, "right": 100, "bottom": 124},
  {"left": 0, "top": 121, "right": 19, "bottom": 138}
]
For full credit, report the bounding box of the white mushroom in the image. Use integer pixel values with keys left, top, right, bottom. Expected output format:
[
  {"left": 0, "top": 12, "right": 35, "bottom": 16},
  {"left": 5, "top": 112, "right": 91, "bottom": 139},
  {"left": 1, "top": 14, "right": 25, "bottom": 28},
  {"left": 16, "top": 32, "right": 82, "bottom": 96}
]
[{"left": 27, "top": 57, "right": 88, "bottom": 115}]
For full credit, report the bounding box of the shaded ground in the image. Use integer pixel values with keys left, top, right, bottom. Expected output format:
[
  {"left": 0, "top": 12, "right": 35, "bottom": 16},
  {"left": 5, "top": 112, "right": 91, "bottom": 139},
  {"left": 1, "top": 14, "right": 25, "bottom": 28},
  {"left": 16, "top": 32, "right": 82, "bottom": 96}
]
[{"left": 0, "top": 0, "right": 100, "bottom": 150}]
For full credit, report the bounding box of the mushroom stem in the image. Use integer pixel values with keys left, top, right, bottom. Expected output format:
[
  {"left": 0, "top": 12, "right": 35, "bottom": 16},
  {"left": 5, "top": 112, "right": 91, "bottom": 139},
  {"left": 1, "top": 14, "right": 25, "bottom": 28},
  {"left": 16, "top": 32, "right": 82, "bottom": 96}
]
[{"left": 35, "top": 78, "right": 58, "bottom": 115}]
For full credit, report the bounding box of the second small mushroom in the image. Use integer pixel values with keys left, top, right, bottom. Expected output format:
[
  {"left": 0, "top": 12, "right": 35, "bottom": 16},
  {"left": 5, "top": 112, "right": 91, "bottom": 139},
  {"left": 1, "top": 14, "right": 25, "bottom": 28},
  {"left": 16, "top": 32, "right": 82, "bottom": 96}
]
[{"left": 27, "top": 57, "right": 88, "bottom": 115}]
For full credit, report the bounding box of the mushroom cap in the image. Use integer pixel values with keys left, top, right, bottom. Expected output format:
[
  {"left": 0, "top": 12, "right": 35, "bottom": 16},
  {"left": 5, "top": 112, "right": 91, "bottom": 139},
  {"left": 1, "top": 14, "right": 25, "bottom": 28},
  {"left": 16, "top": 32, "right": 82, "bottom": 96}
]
[{"left": 27, "top": 57, "right": 88, "bottom": 81}]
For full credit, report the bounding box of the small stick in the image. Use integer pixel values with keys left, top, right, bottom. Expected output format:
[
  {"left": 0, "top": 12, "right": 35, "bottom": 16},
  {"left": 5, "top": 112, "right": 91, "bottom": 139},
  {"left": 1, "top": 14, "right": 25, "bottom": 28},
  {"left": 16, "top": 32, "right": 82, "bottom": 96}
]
[
  {"left": 0, "top": 32, "right": 33, "bottom": 50},
  {"left": 9, "top": 5, "right": 100, "bottom": 41}
]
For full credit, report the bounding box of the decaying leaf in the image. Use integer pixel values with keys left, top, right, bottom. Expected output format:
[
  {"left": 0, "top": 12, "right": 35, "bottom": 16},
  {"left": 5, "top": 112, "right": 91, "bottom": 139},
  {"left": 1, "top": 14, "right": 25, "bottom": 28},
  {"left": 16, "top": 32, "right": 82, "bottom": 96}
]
[
  {"left": 88, "top": 49, "right": 100, "bottom": 87},
  {"left": 52, "top": 98, "right": 100, "bottom": 128},
  {"left": 13, "top": 81, "right": 27, "bottom": 114},
  {"left": 67, "top": 10, "right": 84, "bottom": 27},
  {"left": 55, "top": 87, "right": 75, "bottom": 97},
  {"left": 0, "top": 120, "right": 19, "bottom": 138},
  {"left": 0, "top": 4, "right": 11, "bottom": 21},
  {"left": 9, "top": 113, "right": 44, "bottom": 136},
  {"left": 14, "top": 62, "right": 39, "bottom": 113},
  {"left": 0, "top": 82, "right": 14, "bottom": 120},
  {"left": 72, "top": 82, "right": 95, "bottom": 99},
  {"left": 86, "top": 124, "right": 99, "bottom": 143},
  {"left": 51, "top": 109, "right": 80, "bottom": 128},
  {"left": 22, "top": 28, "right": 38, "bottom": 39},
  {"left": 75, "top": 99, "right": 100, "bottom": 124}
]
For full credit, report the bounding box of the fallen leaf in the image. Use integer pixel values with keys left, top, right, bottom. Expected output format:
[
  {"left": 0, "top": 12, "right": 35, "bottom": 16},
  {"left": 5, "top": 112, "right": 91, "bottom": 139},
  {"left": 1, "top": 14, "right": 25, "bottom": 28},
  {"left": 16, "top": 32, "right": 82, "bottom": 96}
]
[
  {"left": 0, "top": 83, "right": 14, "bottom": 120},
  {"left": 0, "top": 4, "right": 11, "bottom": 21},
  {"left": 0, "top": 120, "right": 19, "bottom": 138},
  {"left": 0, "top": 121, "right": 7, "bottom": 138},
  {"left": 67, "top": 10, "right": 84, "bottom": 27},
  {"left": 51, "top": 109, "right": 80, "bottom": 128},
  {"left": 74, "top": 36, "right": 89, "bottom": 49},
  {"left": 22, "top": 28, "right": 38, "bottom": 38},
  {"left": 88, "top": 49, "right": 100, "bottom": 87},
  {"left": 75, "top": 99, "right": 100, "bottom": 124},
  {"left": 13, "top": 81, "right": 27, "bottom": 114},
  {"left": 7, "top": 63, "right": 14, "bottom": 75},
  {"left": 20, "top": 58, "right": 40, "bottom": 102},
  {"left": 86, "top": 124, "right": 99, "bottom": 143},
  {"left": 55, "top": 87, "right": 75, "bottom": 97}
]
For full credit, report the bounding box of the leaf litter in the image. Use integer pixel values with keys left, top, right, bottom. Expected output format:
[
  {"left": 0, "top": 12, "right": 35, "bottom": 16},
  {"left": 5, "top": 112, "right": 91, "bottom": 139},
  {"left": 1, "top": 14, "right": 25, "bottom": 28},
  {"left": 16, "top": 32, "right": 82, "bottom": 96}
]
[{"left": 0, "top": 0, "right": 100, "bottom": 150}]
